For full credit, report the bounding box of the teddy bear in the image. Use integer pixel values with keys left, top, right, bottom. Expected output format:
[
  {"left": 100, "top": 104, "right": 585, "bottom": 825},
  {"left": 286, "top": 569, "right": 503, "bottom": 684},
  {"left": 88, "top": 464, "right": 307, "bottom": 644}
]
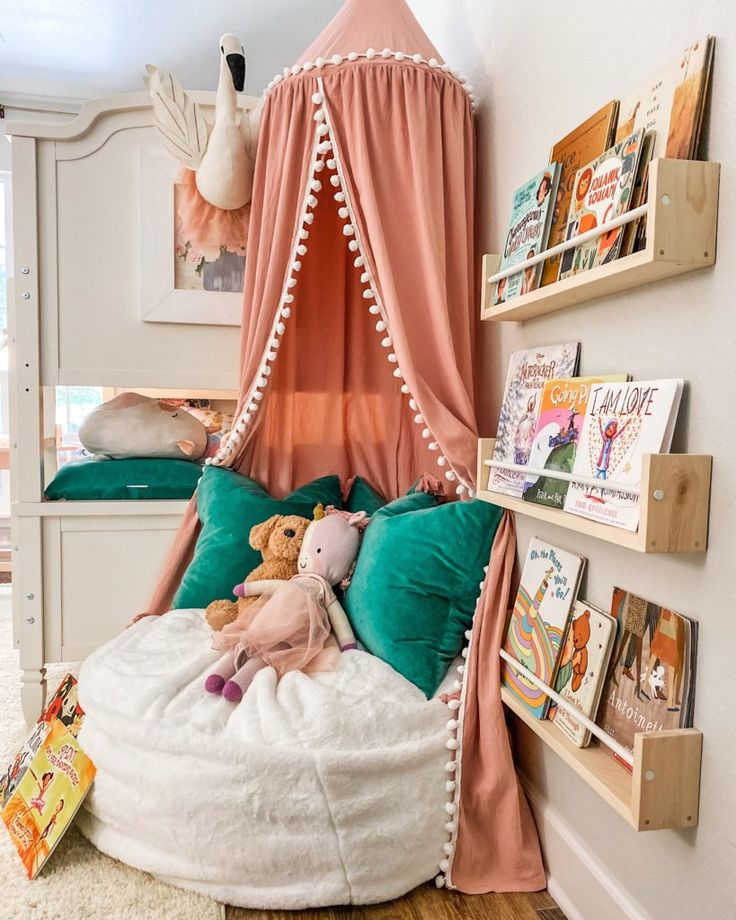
[
  {"left": 570, "top": 608, "right": 591, "bottom": 693},
  {"left": 204, "top": 512, "right": 310, "bottom": 631},
  {"left": 204, "top": 507, "right": 367, "bottom": 703}
]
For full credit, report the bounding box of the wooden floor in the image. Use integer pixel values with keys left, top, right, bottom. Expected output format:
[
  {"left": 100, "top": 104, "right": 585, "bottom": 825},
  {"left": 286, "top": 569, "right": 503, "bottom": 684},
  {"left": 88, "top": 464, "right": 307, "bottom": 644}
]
[{"left": 226, "top": 885, "right": 565, "bottom": 920}]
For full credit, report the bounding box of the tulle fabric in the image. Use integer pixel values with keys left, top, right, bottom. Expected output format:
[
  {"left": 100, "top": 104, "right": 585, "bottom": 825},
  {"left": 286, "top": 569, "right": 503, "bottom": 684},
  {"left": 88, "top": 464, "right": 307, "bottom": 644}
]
[
  {"left": 212, "top": 574, "right": 340, "bottom": 677},
  {"left": 176, "top": 168, "right": 250, "bottom": 262}
]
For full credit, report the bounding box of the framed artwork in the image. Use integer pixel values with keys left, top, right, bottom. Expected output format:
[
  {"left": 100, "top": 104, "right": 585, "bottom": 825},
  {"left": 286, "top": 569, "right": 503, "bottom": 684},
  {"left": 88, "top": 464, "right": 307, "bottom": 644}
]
[{"left": 140, "top": 148, "right": 246, "bottom": 325}]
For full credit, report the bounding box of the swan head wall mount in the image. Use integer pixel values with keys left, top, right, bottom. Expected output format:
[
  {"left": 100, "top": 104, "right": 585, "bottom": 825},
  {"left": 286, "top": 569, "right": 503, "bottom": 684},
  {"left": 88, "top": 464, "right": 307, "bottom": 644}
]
[{"left": 220, "top": 33, "right": 246, "bottom": 92}]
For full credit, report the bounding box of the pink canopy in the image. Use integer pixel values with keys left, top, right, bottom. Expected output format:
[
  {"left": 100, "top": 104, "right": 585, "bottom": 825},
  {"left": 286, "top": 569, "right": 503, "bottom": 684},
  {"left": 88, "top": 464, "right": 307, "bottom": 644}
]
[{"left": 148, "top": 0, "right": 543, "bottom": 895}]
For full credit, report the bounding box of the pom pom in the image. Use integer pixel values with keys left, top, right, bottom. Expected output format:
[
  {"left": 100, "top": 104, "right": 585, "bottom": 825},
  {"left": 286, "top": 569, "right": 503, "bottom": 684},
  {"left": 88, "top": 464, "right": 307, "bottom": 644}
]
[
  {"left": 452, "top": 679, "right": 462, "bottom": 690},
  {"left": 257, "top": 377, "right": 267, "bottom": 388},
  {"left": 392, "top": 368, "right": 403, "bottom": 378},
  {"left": 445, "top": 470, "right": 457, "bottom": 482},
  {"left": 445, "top": 820, "right": 457, "bottom": 833},
  {"left": 387, "top": 353, "right": 398, "bottom": 363},
  {"left": 442, "top": 839, "right": 454, "bottom": 852},
  {"left": 315, "top": 57, "right": 325, "bottom": 67},
  {"left": 248, "top": 402, "right": 258, "bottom": 412},
  {"left": 354, "top": 256, "right": 365, "bottom": 267},
  {"left": 409, "top": 398, "right": 417, "bottom": 410},
  {"left": 429, "top": 442, "right": 439, "bottom": 450},
  {"left": 348, "top": 240, "right": 359, "bottom": 251},
  {"left": 381, "top": 47, "right": 392, "bottom": 58},
  {"left": 437, "top": 456, "right": 447, "bottom": 466},
  {"left": 446, "top": 719, "right": 458, "bottom": 731},
  {"left": 375, "top": 320, "right": 386, "bottom": 332},
  {"left": 297, "top": 244, "right": 308, "bottom": 256},
  {"left": 327, "top": 158, "right": 336, "bottom": 169},
  {"left": 282, "top": 67, "right": 290, "bottom": 77},
  {"left": 366, "top": 48, "right": 376, "bottom": 59},
  {"left": 468, "top": 489, "right": 475, "bottom": 498},
  {"left": 303, "top": 211, "right": 314, "bottom": 224},
  {"left": 316, "top": 124, "right": 329, "bottom": 139},
  {"left": 446, "top": 737, "right": 459, "bottom": 751},
  {"left": 464, "top": 630, "right": 472, "bottom": 640},
  {"left": 414, "top": 413, "right": 424, "bottom": 423},
  {"left": 311, "top": 179, "right": 322, "bottom": 192},
  {"left": 280, "top": 306, "right": 291, "bottom": 318},
  {"left": 292, "top": 260, "right": 301, "bottom": 272},
  {"left": 422, "top": 428, "right": 430, "bottom": 439},
  {"left": 439, "top": 858, "right": 450, "bottom": 872},
  {"left": 435, "top": 876, "right": 446, "bottom": 889},
  {"left": 448, "top": 698, "right": 461, "bottom": 711},
  {"left": 298, "top": 228, "right": 309, "bottom": 240},
  {"left": 347, "top": 51, "right": 359, "bottom": 62},
  {"left": 412, "top": 53, "right": 422, "bottom": 63},
  {"left": 444, "top": 802, "right": 457, "bottom": 815},
  {"left": 342, "top": 224, "right": 355, "bottom": 237},
  {"left": 456, "top": 485, "right": 465, "bottom": 496},
  {"left": 311, "top": 94, "right": 323, "bottom": 107},
  {"left": 461, "top": 647, "right": 468, "bottom": 659},
  {"left": 243, "top": 412, "right": 252, "bottom": 422},
  {"left": 204, "top": 457, "right": 213, "bottom": 466},
  {"left": 381, "top": 336, "right": 392, "bottom": 348},
  {"left": 338, "top": 207, "right": 350, "bottom": 219},
  {"left": 302, "top": 61, "right": 314, "bottom": 72},
  {"left": 330, "top": 175, "right": 341, "bottom": 187},
  {"left": 318, "top": 141, "right": 332, "bottom": 154},
  {"left": 429, "top": 57, "right": 439, "bottom": 68},
  {"left": 464, "top": 84, "right": 474, "bottom": 93},
  {"left": 394, "top": 51, "right": 405, "bottom": 61},
  {"left": 401, "top": 384, "right": 410, "bottom": 394},
  {"left": 444, "top": 760, "right": 457, "bottom": 772},
  {"left": 456, "top": 664, "right": 465, "bottom": 675},
  {"left": 283, "top": 293, "right": 294, "bottom": 303},
  {"left": 361, "top": 272, "right": 371, "bottom": 283},
  {"left": 368, "top": 304, "right": 380, "bottom": 314},
  {"left": 290, "top": 64, "right": 301, "bottom": 76},
  {"left": 314, "top": 159, "right": 325, "bottom": 171},
  {"left": 276, "top": 322, "right": 285, "bottom": 335},
  {"left": 287, "top": 277, "right": 297, "bottom": 289},
  {"left": 363, "top": 289, "right": 375, "bottom": 300},
  {"left": 331, "top": 53, "right": 342, "bottom": 65},
  {"left": 334, "top": 191, "right": 346, "bottom": 202}
]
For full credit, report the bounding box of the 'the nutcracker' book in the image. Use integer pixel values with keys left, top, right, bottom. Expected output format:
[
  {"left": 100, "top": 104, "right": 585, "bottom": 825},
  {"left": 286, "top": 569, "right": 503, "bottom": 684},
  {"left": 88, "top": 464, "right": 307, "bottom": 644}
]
[
  {"left": 502, "top": 538, "right": 585, "bottom": 719},
  {"left": 488, "top": 344, "right": 580, "bottom": 499}
]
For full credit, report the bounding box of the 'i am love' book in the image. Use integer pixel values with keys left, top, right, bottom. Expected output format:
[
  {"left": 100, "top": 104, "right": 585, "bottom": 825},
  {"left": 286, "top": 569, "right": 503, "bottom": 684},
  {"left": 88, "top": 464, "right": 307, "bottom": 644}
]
[
  {"left": 494, "top": 164, "right": 561, "bottom": 305},
  {"left": 502, "top": 538, "right": 585, "bottom": 719},
  {"left": 558, "top": 129, "right": 644, "bottom": 280},
  {"left": 550, "top": 600, "right": 617, "bottom": 747},
  {"left": 562, "top": 379, "right": 683, "bottom": 531},
  {"left": 488, "top": 344, "right": 580, "bottom": 499},
  {"left": 596, "top": 587, "right": 697, "bottom": 771},
  {"left": 522, "top": 374, "right": 628, "bottom": 509}
]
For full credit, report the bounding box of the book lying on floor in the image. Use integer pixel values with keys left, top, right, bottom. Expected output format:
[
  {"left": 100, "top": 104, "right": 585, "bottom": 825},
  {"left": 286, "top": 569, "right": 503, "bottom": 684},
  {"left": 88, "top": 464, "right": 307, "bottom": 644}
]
[
  {"left": 1, "top": 674, "right": 94, "bottom": 879},
  {"left": 493, "top": 164, "right": 561, "bottom": 304},
  {"left": 488, "top": 344, "right": 580, "bottom": 499},
  {"left": 502, "top": 538, "right": 585, "bottom": 719},
  {"left": 562, "top": 378, "right": 683, "bottom": 531},
  {"left": 596, "top": 587, "right": 697, "bottom": 771},
  {"left": 522, "top": 374, "right": 628, "bottom": 509},
  {"left": 549, "top": 600, "right": 617, "bottom": 747}
]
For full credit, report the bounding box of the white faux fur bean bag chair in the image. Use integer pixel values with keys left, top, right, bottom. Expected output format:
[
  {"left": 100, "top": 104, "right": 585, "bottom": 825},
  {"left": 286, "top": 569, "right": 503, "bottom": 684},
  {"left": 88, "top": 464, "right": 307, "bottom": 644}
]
[{"left": 77, "top": 609, "right": 453, "bottom": 909}]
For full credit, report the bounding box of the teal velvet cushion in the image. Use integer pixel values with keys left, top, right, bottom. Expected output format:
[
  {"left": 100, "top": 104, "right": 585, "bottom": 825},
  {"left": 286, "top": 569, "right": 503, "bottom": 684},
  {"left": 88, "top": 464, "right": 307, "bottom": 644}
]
[
  {"left": 173, "top": 467, "right": 343, "bottom": 610},
  {"left": 44, "top": 458, "right": 202, "bottom": 501},
  {"left": 344, "top": 477, "right": 387, "bottom": 515},
  {"left": 345, "top": 498, "right": 503, "bottom": 697}
]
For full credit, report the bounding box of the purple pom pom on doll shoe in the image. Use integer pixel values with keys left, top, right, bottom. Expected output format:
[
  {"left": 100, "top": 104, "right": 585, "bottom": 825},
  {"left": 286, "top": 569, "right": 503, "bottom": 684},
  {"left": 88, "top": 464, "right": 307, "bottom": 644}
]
[
  {"left": 223, "top": 680, "right": 244, "bottom": 703},
  {"left": 205, "top": 674, "right": 226, "bottom": 694}
]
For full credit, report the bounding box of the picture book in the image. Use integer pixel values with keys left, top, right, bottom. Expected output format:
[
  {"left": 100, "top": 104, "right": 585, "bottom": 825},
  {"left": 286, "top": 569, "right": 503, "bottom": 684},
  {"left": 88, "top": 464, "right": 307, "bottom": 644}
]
[
  {"left": 615, "top": 36, "right": 714, "bottom": 160},
  {"left": 557, "top": 129, "right": 644, "bottom": 280},
  {"left": 0, "top": 674, "right": 84, "bottom": 809},
  {"left": 522, "top": 374, "right": 628, "bottom": 509},
  {"left": 563, "top": 379, "right": 683, "bottom": 531},
  {"left": 541, "top": 102, "right": 619, "bottom": 287},
  {"left": 502, "top": 538, "right": 585, "bottom": 719},
  {"left": 494, "top": 164, "right": 561, "bottom": 305},
  {"left": 597, "top": 587, "right": 697, "bottom": 771},
  {"left": 550, "top": 600, "right": 617, "bottom": 747},
  {"left": 2, "top": 719, "right": 96, "bottom": 878},
  {"left": 619, "top": 129, "right": 656, "bottom": 257},
  {"left": 488, "top": 344, "right": 580, "bottom": 499}
]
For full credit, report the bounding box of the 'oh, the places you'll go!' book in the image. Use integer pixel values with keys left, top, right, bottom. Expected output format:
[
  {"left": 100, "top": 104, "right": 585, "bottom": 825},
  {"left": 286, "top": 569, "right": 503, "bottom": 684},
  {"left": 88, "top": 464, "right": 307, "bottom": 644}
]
[
  {"left": 494, "top": 164, "right": 561, "bottom": 305},
  {"left": 488, "top": 344, "right": 580, "bottom": 499},
  {"left": 558, "top": 129, "right": 644, "bottom": 280},
  {"left": 563, "top": 379, "right": 683, "bottom": 531},
  {"left": 502, "top": 538, "right": 585, "bottom": 719}
]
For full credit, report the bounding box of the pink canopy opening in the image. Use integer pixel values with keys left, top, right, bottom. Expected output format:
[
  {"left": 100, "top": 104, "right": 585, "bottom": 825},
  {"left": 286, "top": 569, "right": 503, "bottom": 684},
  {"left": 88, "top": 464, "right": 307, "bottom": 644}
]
[{"left": 148, "top": 0, "right": 543, "bottom": 895}]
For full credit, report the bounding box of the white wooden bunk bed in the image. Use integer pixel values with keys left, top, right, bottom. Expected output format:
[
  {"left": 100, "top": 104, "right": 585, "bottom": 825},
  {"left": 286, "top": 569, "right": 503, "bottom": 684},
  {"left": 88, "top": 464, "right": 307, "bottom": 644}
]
[{"left": 7, "top": 91, "right": 256, "bottom": 721}]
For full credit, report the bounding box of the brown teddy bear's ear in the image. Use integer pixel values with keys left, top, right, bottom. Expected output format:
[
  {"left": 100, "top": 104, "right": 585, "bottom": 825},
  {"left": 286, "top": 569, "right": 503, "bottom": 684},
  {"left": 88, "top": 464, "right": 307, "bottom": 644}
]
[{"left": 249, "top": 515, "right": 281, "bottom": 550}]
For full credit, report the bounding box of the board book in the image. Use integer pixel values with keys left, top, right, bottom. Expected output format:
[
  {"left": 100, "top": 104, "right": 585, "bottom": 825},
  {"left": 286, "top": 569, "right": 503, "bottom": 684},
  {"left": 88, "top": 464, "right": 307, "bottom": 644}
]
[
  {"left": 494, "top": 164, "right": 560, "bottom": 305},
  {"left": 541, "top": 101, "right": 619, "bottom": 287},
  {"left": 522, "top": 374, "right": 628, "bottom": 509},
  {"left": 562, "top": 379, "right": 683, "bottom": 531},
  {"left": 557, "top": 129, "right": 644, "bottom": 280},
  {"left": 488, "top": 344, "right": 580, "bottom": 499},
  {"left": 502, "top": 538, "right": 585, "bottom": 719},
  {"left": 597, "top": 587, "right": 697, "bottom": 771},
  {"left": 550, "top": 600, "right": 617, "bottom": 747}
]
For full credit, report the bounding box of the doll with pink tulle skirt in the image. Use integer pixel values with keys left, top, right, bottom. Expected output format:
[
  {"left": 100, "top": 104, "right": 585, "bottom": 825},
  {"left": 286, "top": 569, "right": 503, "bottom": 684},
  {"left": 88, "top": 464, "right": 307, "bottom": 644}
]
[{"left": 204, "top": 507, "right": 367, "bottom": 703}]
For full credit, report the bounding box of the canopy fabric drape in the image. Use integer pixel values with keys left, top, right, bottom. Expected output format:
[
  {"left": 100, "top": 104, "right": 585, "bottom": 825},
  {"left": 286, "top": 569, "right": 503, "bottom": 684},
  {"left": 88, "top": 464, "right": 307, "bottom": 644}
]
[{"left": 147, "top": 0, "right": 544, "bottom": 895}]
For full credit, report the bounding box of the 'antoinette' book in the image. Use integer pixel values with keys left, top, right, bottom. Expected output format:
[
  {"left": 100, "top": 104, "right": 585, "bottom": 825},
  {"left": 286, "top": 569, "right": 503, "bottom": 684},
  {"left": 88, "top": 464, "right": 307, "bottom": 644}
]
[
  {"left": 488, "top": 344, "right": 580, "bottom": 499},
  {"left": 563, "top": 379, "right": 683, "bottom": 531},
  {"left": 522, "top": 374, "right": 628, "bottom": 509},
  {"left": 597, "top": 587, "right": 697, "bottom": 771},
  {"left": 558, "top": 129, "right": 644, "bottom": 280},
  {"left": 502, "top": 538, "right": 585, "bottom": 719},
  {"left": 541, "top": 102, "right": 619, "bottom": 287},
  {"left": 550, "top": 600, "right": 617, "bottom": 747},
  {"left": 494, "top": 164, "right": 561, "bottom": 305}
]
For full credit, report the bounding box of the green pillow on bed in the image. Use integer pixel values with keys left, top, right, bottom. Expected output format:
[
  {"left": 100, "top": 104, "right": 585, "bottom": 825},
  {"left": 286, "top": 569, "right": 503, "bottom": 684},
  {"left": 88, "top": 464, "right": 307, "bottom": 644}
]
[
  {"left": 173, "top": 467, "right": 343, "bottom": 610},
  {"left": 344, "top": 476, "right": 387, "bottom": 515},
  {"left": 44, "top": 458, "right": 202, "bottom": 501},
  {"left": 345, "top": 497, "right": 503, "bottom": 697}
]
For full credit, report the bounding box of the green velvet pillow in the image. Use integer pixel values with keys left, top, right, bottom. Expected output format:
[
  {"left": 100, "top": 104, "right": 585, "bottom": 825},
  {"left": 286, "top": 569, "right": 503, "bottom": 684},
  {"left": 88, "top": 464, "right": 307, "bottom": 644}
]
[
  {"left": 173, "top": 467, "right": 343, "bottom": 610},
  {"left": 344, "top": 477, "right": 387, "bottom": 515},
  {"left": 345, "top": 498, "right": 503, "bottom": 697},
  {"left": 44, "top": 458, "right": 202, "bottom": 501}
]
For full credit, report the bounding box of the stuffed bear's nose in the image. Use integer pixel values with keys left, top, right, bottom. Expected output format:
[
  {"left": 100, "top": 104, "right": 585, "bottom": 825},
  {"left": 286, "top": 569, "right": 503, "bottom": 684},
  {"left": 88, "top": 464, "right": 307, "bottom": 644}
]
[{"left": 284, "top": 528, "right": 296, "bottom": 538}]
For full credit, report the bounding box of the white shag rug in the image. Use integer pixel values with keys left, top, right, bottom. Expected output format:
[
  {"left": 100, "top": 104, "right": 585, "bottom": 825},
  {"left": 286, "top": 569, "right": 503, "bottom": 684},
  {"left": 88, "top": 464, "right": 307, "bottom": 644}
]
[{"left": 0, "top": 588, "right": 223, "bottom": 920}]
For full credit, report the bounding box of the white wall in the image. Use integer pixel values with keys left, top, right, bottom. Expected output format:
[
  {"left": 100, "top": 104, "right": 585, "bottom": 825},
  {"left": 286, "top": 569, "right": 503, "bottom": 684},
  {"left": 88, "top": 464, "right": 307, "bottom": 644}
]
[{"left": 410, "top": 2, "right": 736, "bottom": 918}]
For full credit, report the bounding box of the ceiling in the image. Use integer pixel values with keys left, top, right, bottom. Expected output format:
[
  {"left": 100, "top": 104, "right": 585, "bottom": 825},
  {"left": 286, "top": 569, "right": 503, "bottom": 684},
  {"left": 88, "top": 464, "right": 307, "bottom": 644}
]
[{"left": 0, "top": 0, "right": 346, "bottom": 100}]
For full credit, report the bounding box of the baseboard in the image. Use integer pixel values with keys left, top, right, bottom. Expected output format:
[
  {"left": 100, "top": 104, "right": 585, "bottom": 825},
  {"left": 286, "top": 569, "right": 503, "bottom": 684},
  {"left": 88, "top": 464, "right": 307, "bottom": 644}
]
[{"left": 522, "top": 778, "right": 653, "bottom": 920}]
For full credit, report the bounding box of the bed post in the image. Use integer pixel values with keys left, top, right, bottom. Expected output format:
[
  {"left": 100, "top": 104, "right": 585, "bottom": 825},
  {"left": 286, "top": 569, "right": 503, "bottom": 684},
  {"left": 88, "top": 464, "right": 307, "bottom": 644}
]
[{"left": 9, "top": 135, "right": 47, "bottom": 723}]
